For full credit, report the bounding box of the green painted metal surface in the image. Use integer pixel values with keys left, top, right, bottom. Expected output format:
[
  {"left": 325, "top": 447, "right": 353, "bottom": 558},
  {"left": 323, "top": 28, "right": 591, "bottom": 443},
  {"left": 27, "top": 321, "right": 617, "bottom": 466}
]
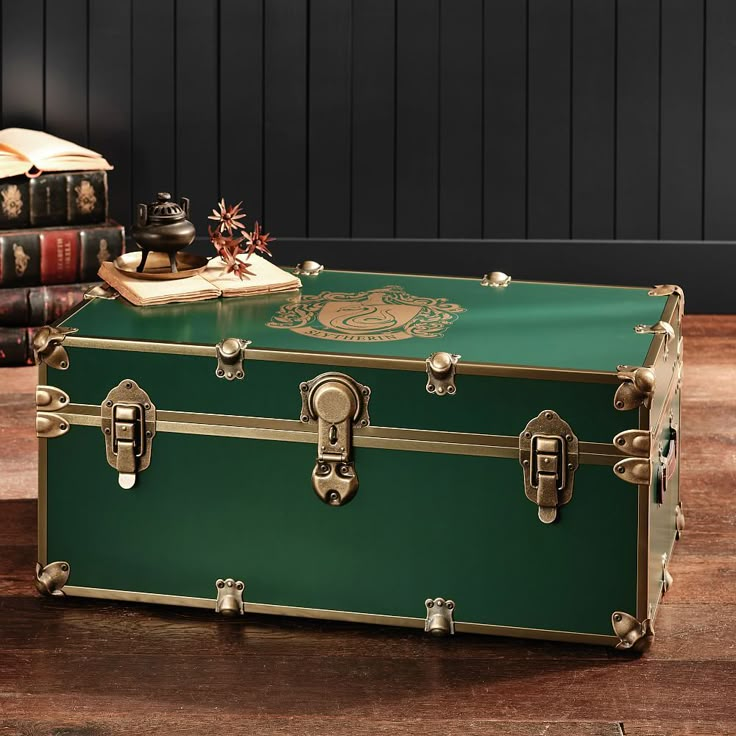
[
  {"left": 61, "top": 271, "right": 665, "bottom": 372},
  {"left": 55, "top": 347, "right": 636, "bottom": 443},
  {"left": 46, "top": 427, "right": 638, "bottom": 636}
]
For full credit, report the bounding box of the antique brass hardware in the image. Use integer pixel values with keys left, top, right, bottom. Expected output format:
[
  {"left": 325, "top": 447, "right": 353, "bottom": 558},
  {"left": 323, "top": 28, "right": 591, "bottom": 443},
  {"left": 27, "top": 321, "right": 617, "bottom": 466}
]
[
  {"left": 100, "top": 380, "right": 156, "bottom": 489},
  {"left": 36, "top": 385, "right": 71, "bottom": 439},
  {"left": 36, "top": 413, "right": 70, "bottom": 439},
  {"left": 424, "top": 597, "right": 455, "bottom": 636},
  {"left": 662, "top": 553, "right": 673, "bottom": 594},
  {"left": 614, "top": 365, "right": 656, "bottom": 411},
  {"left": 294, "top": 260, "right": 324, "bottom": 276},
  {"left": 519, "top": 410, "right": 579, "bottom": 524},
  {"left": 657, "top": 426, "right": 678, "bottom": 503},
  {"left": 32, "top": 325, "right": 78, "bottom": 370},
  {"left": 612, "top": 429, "right": 650, "bottom": 457},
  {"left": 36, "top": 385, "right": 70, "bottom": 412},
  {"left": 215, "top": 578, "right": 245, "bottom": 616},
  {"left": 480, "top": 271, "right": 511, "bottom": 288},
  {"left": 676, "top": 502, "right": 685, "bottom": 539},
  {"left": 635, "top": 320, "right": 676, "bottom": 361},
  {"left": 215, "top": 338, "right": 251, "bottom": 380},
  {"left": 84, "top": 283, "right": 119, "bottom": 300},
  {"left": 35, "top": 561, "right": 70, "bottom": 596},
  {"left": 425, "top": 352, "right": 460, "bottom": 396},
  {"left": 612, "top": 611, "right": 654, "bottom": 653},
  {"left": 649, "top": 283, "right": 685, "bottom": 321},
  {"left": 300, "top": 372, "right": 370, "bottom": 506},
  {"left": 613, "top": 457, "right": 651, "bottom": 485}
]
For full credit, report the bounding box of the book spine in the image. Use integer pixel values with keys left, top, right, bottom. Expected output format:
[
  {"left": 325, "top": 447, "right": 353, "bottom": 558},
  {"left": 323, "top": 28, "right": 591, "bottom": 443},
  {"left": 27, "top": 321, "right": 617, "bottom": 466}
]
[
  {"left": 0, "top": 326, "right": 32, "bottom": 366},
  {"left": 0, "top": 223, "right": 124, "bottom": 288},
  {"left": 27, "top": 171, "right": 109, "bottom": 228},
  {"left": 0, "top": 282, "right": 96, "bottom": 327}
]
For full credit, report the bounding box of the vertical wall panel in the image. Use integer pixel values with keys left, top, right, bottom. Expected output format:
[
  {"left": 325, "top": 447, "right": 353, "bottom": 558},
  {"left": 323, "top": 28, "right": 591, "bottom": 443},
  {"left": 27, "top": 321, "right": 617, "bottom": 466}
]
[
  {"left": 1, "top": 0, "right": 44, "bottom": 129},
  {"left": 176, "top": 0, "right": 218, "bottom": 236},
  {"left": 438, "top": 0, "right": 483, "bottom": 238},
  {"left": 352, "top": 0, "right": 395, "bottom": 238},
  {"left": 571, "top": 0, "right": 615, "bottom": 239},
  {"left": 220, "top": 0, "right": 263, "bottom": 224},
  {"left": 264, "top": 0, "right": 307, "bottom": 237},
  {"left": 527, "top": 0, "right": 572, "bottom": 239},
  {"left": 616, "top": 0, "right": 660, "bottom": 239},
  {"left": 395, "top": 0, "right": 439, "bottom": 238},
  {"left": 660, "top": 0, "right": 703, "bottom": 241},
  {"left": 88, "top": 0, "right": 132, "bottom": 227},
  {"left": 46, "top": 0, "right": 88, "bottom": 145},
  {"left": 483, "top": 0, "right": 527, "bottom": 239},
  {"left": 131, "top": 0, "right": 176, "bottom": 212},
  {"left": 308, "top": 0, "right": 352, "bottom": 237},
  {"left": 704, "top": 0, "right": 736, "bottom": 240}
]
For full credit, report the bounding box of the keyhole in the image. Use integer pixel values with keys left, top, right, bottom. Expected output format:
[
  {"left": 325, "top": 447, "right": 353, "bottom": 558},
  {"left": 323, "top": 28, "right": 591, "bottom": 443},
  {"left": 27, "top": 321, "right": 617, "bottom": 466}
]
[{"left": 328, "top": 424, "right": 338, "bottom": 444}]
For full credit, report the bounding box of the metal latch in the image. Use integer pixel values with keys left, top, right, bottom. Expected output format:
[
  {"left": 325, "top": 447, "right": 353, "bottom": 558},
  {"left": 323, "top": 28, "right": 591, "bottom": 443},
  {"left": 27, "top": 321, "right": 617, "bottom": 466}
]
[
  {"left": 300, "top": 372, "right": 370, "bottom": 506},
  {"left": 215, "top": 578, "right": 245, "bottom": 616},
  {"left": 215, "top": 338, "right": 251, "bottom": 380},
  {"left": 519, "top": 410, "right": 579, "bottom": 524},
  {"left": 425, "top": 352, "right": 460, "bottom": 396},
  {"left": 101, "top": 380, "right": 156, "bottom": 489},
  {"left": 424, "top": 597, "right": 456, "bottom": 636}
]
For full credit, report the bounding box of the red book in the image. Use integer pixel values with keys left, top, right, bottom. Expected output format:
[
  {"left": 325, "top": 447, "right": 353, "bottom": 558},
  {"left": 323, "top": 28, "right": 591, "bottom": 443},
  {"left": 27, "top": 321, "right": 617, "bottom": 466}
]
[{"left": 39, "top": 229, "right": 81, "bottom": 284}]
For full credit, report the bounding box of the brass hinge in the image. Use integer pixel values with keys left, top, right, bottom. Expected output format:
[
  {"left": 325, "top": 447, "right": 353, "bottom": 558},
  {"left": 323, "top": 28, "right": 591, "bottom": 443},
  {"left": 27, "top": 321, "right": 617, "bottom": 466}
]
[
  {"left": 424, "top": 597, "right": 455, "bottom": 636},
  {"left": 635, "top": 320, "right": 676, "bottom": 361},
  {"left": 35, "top": 561, "right": 70, "bottom": 596},
  {"left": 612, "top": 611, "right": 655, "bottom": 653},
  {"left": 215, "top": 338, "right": 251, "bottom": 380},
  {"left": 612, "top": 429, "right": 650, "bottom": 456},
  {"left": 35, "top": 385, "right": 71, "bottom": 439},
  {"left": 425, "top": 352, "right": 460, "bottom": 396},
  {"left": 32, "top": 326, "right": 78, "bottom": 370},
  {"left": 100, "top": 380, "right": 156, "bottom": 489},
  {"left": 519, "top": 410, "right": 579, "bottom": 524},
  {"left": 613, "top": 457, "right": 651, "bottom": 485},
  {"left": 480, "top": 271, "right": 511, "bottom": 288},
  {"left": 300, "top": 372, "right": 370, "bottom": 506},
  {"left": 614, "top": 365, "right": 656, "bottom": 411},
  {"left": 215, "top": 578, "right": 245, "bottom": 616}
]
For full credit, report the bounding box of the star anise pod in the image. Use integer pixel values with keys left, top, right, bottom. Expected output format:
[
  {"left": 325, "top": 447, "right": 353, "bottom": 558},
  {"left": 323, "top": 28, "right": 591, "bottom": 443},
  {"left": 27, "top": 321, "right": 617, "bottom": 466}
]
[
  {"left": 219, "top": 247, "right": 255, "bottom": 280},
  {"left": 208, "top": 199, "right": 247, "bottom": 235},
  {"left": 244, "top": 221, "right": 275, "bottom": 258}
]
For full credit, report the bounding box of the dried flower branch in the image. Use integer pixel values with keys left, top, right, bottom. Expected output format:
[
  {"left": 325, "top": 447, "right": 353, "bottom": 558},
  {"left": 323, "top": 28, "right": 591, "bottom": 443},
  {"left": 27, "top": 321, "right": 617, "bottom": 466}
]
[
  {"left": 244, "top": 221, "right": 275, "bottom": 259},
  {"left": 208, "top": 199, "right": 277, "bottom": 281},
  {"left": 208, "top": 199, "right": 247, "bottom": 235}
]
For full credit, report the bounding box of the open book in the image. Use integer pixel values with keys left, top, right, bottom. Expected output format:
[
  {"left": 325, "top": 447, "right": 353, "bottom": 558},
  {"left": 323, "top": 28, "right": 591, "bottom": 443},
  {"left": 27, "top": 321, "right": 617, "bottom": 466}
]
[
  {"left": 0, "top": 128, "right": 113, "bottom": 178},
  {"left": 99, "top": 253, "right": 301, "bottom": 306}
]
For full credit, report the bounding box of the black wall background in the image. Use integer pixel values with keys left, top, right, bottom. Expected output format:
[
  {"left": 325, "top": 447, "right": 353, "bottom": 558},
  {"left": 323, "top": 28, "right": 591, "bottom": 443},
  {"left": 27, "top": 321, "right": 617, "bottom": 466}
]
[{"left": 1, "top": 0, "right": 734, "bottom": 311}]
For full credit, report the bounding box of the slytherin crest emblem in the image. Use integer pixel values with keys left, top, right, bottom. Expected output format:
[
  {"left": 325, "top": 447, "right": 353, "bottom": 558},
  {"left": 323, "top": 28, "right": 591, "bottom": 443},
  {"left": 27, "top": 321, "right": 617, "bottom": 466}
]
[
  {"left": 267, "top": 286, "right": 465, "bottom": 342},
  {"left": 75, "top": 180, "right": 97, "bottom": 214},
  {"left": 13, "top": 244, "right": 30, "bottom": 276},
  {"left": 1, "top": 184, "right": 23, "bottom": 219}
]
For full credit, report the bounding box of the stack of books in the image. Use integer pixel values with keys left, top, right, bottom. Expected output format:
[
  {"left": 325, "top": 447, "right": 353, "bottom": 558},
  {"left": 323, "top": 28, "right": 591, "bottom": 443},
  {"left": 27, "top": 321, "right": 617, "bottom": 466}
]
[{"left": 0, "top": 128, "right": 124, "bottom": 366}]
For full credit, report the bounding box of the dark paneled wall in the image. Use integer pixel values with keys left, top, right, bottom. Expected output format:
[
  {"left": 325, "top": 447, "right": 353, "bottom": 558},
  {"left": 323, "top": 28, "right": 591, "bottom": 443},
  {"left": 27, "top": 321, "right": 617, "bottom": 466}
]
[{"left": 1, "top": 0, "right": 734, "bottom": 310}]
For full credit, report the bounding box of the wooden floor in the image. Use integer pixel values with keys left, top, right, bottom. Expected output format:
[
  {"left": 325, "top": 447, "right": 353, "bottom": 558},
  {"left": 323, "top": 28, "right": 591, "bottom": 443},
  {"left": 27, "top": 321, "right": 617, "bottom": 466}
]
[{"left": 1, "top": 316, "right": 735, "bottom": 735}]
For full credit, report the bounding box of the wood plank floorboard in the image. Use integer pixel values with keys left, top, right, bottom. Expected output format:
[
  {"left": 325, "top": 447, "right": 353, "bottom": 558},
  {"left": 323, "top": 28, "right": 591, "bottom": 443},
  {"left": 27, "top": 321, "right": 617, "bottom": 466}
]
[{"left": 0, "top": 316, "right": 733, "bottom": 734}]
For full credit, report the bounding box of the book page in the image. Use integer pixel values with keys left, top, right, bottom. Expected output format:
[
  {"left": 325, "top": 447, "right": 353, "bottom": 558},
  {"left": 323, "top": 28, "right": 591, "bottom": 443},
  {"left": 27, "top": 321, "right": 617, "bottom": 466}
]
[
  {"left": 98, "top": 261, "right": 221, "bottom": 307},
  {"left": 203, "top": 253, "right": 301, "bottom": 297},
  {"left": 0, "top": 128, "right": 113, "bottom": 175}
]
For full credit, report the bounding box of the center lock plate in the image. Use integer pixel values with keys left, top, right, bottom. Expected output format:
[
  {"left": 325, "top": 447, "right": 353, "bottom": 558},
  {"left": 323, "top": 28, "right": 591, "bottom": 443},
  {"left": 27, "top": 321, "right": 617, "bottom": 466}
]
[{"left": 299, "top": 372, "right": 371, "bottom": 506}]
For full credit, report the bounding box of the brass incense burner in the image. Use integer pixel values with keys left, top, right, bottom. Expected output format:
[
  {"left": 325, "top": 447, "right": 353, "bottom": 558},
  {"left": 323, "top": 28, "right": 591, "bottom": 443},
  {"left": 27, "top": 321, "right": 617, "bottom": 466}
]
[{"left": 132, "top": 192, "right": 196, "bottom": 273}]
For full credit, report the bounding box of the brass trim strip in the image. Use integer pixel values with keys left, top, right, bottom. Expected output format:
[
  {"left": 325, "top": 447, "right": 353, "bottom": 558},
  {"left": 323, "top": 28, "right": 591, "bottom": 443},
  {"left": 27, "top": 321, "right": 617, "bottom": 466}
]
[
  {"left": 37, "top": 362, "right": 48, "bottom": 567},
  {"left": 61, "top": 585, "right": 619, "bottom": 646},
  {"left": 58, "top": 404, "right": 622, "bottom": 465},
  {"left": 62, "top": 334, "right": 621, "bottom": 384}
]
